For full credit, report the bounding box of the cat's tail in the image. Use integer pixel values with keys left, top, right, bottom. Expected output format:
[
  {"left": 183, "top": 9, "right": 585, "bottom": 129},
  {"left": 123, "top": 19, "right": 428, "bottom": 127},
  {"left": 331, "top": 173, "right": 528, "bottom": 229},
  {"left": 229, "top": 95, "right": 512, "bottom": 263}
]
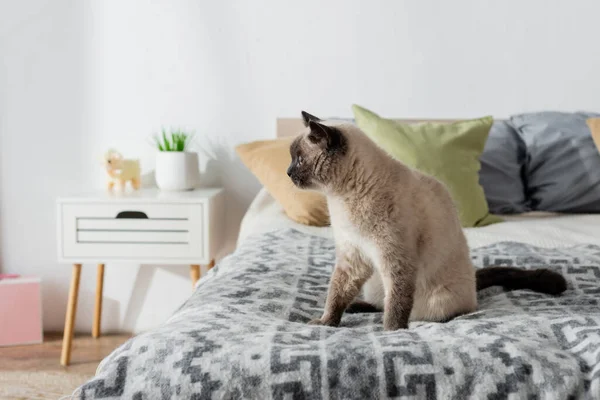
[
  {"left": 476, "top": 267, "right": 567, "bottom": 295},
  {"left": 346, "top": 299, "right": 381, "bottom": 313},
  {"left": 347, "top": 267, "right": 566, "bottom": 315}
]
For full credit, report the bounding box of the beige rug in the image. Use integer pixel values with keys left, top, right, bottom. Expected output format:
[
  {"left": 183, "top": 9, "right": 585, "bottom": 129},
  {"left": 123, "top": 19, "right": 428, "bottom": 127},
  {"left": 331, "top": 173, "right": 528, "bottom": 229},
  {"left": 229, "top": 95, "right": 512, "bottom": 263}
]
[
  {"left": 0, "top": 370, "right": 88, "bottom": 400},
  {"left": 0, "top": 333, "right": 131, "bottom": 400}
]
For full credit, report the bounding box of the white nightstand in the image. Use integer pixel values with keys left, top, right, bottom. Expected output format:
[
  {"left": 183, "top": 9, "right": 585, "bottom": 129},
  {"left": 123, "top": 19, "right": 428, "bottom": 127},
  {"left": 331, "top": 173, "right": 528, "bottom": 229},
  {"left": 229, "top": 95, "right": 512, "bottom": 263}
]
[{"left": 56, "top": 188, "right": 225, "bottom": 366}]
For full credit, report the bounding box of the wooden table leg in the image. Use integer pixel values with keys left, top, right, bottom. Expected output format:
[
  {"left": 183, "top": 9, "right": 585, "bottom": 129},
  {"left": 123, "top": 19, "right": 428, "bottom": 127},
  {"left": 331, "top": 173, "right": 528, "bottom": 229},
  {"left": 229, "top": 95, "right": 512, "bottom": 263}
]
[
  {"left": 61, "top": 264, "right": 82, "bottom": 366},
  {"left": 190, "top": 260, "right": 215, "bottom": 288},
  {"left": 92, "top": 263, "right": 105, "bottom": 339},
  {"left": 190, "top": 265, "right": 200, "bottom": 287}
]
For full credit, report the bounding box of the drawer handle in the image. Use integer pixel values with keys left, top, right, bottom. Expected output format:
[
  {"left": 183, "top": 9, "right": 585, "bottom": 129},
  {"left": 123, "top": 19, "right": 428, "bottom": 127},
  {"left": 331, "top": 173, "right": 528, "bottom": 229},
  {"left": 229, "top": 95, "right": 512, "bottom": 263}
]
[{"left": 116, "top": 211, "right": 148, "bottom": 219}]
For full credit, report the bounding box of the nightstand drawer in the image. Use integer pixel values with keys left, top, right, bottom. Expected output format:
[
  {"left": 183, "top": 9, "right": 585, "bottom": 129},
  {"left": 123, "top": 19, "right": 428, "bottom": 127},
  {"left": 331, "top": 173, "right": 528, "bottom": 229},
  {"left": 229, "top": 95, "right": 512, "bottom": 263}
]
[
  {"left": 59, "top": 203, "right": 205, "bottom": 261},
  {"left": 77, "top": 231, "right": 188, "bottom": 243}
]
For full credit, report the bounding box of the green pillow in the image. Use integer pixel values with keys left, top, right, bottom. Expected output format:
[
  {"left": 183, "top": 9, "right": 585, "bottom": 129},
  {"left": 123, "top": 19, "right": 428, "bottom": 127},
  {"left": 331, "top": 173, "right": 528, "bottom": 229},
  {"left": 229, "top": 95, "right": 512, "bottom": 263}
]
[{"left": 352, "top": 104, "right": 501, "bottom": 227}]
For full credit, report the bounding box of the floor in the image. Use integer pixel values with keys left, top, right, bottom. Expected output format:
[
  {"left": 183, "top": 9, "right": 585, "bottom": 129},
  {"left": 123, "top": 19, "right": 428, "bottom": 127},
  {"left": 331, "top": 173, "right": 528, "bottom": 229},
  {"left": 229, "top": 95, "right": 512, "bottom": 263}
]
[{"left": 0, "top": 332, "right": 130, "bottom": 400}]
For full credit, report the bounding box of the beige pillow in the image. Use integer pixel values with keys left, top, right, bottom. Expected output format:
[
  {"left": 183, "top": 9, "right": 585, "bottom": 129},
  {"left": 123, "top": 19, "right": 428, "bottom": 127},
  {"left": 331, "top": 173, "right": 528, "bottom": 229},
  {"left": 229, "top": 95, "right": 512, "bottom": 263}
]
[
  {"left": 236, "top": 137, "right": 329, "bottom": 226},
  {"left": 587, "top": 118, "right": 600, "bottom": 152}
]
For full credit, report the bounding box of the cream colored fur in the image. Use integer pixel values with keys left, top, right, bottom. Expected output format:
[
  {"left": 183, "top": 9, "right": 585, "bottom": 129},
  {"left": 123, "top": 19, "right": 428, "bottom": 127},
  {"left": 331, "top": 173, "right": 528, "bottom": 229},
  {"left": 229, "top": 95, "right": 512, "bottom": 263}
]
[
  {"left": 289, "top": 114, "right": 565, "bottom": 330},
  {"left": 288, "top": 120, "right": 477, "bottom": 329},
  {"left": 324, "top": 124, "right": 477, "bottom": 322}
]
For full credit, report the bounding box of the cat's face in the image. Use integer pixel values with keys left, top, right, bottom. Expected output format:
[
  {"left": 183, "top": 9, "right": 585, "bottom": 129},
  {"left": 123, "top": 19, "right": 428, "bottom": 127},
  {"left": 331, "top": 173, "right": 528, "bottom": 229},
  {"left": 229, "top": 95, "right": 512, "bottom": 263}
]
[{"left": 287, "top": 111, "right": 348, "bottom": 190}]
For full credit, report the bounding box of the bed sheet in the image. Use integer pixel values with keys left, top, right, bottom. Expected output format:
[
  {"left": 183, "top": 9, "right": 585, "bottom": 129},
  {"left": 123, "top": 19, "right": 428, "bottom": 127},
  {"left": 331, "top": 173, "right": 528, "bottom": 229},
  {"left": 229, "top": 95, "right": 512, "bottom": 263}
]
[{"left": 238, "top": 188, "right": 600, "bottom": 248}]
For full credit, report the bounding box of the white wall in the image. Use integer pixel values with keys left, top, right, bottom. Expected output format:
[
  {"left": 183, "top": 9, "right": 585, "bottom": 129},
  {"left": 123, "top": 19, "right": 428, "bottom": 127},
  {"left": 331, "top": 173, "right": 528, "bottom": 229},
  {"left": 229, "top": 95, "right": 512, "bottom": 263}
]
[{"left": 1, "top": 0, "right": 599, "bottom": 333}]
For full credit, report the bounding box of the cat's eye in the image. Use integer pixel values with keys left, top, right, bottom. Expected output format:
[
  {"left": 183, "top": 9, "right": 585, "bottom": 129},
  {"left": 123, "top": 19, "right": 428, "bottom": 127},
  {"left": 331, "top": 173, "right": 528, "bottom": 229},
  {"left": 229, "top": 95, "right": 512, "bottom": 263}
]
[{"left": 297, "top": 156, "right": 303, "bottom": 166}]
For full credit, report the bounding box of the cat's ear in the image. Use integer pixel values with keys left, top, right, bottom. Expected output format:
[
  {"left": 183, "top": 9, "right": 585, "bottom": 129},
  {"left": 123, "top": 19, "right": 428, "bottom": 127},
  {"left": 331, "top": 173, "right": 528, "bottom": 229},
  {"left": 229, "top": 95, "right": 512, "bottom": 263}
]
[
  {"left": 308, "top": 120, "right": 343, "bottom": 151},
  {"left": 301, "top": 111, "right": 321, "bottom": 127}
]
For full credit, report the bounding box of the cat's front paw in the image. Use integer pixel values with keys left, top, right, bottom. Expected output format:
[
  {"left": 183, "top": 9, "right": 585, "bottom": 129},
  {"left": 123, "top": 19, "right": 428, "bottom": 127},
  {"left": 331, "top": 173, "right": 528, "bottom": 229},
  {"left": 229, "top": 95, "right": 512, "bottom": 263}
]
[
  {"left": 308, "top": 318, "right": 325, "bottom": 326},
  {"left": 383, "top": 319, "right": 409, "bottom": 331}
]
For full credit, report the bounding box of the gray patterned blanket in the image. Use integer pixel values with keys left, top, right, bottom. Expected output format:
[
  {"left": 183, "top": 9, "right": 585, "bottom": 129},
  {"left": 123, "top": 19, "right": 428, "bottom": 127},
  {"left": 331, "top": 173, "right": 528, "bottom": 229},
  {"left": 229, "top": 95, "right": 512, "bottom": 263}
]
[{"left": 77, "top": 229, "right": 600, "bottom": 399}]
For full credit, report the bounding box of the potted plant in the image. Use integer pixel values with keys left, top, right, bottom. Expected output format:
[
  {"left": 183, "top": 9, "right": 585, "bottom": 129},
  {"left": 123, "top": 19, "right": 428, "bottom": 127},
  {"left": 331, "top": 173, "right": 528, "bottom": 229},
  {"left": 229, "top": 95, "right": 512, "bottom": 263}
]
[{"left": 152, "top": 128, "right": 201, "bottom": 191}]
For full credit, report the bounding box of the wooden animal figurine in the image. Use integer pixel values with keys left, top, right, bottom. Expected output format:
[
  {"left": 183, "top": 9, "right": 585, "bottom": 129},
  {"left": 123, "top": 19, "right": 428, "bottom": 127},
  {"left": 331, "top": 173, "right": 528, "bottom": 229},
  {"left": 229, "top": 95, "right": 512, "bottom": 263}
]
[{"left": 104, "top": 149, "right": 141, "bottom": 191}]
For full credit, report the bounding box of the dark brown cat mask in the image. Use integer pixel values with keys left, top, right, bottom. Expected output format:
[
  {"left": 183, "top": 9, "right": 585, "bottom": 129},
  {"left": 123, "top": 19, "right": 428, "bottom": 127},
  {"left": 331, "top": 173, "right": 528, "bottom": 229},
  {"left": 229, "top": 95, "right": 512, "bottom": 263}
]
[{"left": 287, "top": 111, "right": 347, "bottom": 189}]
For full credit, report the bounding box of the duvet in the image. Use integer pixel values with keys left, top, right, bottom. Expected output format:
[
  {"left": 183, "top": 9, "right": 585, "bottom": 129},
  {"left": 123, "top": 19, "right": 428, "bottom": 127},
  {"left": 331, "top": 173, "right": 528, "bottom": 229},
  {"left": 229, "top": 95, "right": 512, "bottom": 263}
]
[{"left": 77, "top": 229, "right": 600, "bottom": 399}]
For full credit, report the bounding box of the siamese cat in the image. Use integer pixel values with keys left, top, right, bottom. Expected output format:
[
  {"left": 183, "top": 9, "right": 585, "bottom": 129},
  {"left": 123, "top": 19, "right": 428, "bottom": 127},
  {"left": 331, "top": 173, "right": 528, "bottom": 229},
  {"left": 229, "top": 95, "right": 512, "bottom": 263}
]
[{"left": 287, "top": 111, "right": 567, "bottom": 331}]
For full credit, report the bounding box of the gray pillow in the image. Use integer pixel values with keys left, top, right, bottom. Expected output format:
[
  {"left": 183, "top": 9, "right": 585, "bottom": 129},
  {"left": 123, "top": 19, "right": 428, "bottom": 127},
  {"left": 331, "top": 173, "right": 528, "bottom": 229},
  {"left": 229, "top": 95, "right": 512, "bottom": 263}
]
[
  {"left": 510, "top": 111, "right": 600, "bottom": 212},
  {"left": 479, "top": 121, "right": 529, "bottom": 214}
]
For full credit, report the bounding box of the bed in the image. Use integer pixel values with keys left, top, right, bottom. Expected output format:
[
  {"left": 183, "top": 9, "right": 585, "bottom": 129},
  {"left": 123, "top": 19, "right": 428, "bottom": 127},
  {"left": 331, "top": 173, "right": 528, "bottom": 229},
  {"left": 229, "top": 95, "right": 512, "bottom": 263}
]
[{"left": 75, "top": 118, "right": 600, "bottom": 400}]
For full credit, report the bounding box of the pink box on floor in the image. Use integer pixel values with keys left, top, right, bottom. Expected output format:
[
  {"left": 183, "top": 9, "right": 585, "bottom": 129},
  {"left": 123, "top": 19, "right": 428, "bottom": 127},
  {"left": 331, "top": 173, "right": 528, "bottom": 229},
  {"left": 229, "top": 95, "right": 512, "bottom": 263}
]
[{"left": 0, "top": 275, "right": 43, "bottom": 346}]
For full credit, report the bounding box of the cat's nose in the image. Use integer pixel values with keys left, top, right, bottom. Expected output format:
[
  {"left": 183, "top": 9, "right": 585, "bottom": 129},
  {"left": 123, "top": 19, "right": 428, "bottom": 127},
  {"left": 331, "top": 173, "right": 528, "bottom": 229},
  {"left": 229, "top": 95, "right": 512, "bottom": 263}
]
[{"left": 286, "top": 166, "right": 293, "bottom": 177}]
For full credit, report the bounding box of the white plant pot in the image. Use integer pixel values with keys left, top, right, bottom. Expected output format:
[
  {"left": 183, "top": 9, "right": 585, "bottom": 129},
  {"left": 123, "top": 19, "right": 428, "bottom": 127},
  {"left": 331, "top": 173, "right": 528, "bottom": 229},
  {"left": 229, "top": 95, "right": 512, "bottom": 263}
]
[{"left": 155, "top": 152, "right": 201, "bottom": 191}]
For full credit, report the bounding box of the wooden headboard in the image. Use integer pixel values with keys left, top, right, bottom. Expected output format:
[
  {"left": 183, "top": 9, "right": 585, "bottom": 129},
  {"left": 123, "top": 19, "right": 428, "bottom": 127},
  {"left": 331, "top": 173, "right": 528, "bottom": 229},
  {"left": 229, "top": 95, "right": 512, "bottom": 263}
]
[{"left": 276, "top": 118, "right": 462, "bottom": 138}]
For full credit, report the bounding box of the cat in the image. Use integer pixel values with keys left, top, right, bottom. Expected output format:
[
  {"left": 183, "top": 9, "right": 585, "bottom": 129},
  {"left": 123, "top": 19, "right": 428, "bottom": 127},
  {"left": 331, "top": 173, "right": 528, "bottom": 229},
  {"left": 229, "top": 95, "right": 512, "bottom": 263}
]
[{"left": 287, "top": 111, "right": 567, "bottom": 331}]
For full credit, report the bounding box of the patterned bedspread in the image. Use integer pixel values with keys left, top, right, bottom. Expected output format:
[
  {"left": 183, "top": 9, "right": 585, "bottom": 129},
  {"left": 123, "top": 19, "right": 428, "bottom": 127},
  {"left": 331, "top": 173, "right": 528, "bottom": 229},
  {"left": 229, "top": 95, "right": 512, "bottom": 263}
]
[{"left": 77, "top": 229, "right": 600, "bottom": 399}]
